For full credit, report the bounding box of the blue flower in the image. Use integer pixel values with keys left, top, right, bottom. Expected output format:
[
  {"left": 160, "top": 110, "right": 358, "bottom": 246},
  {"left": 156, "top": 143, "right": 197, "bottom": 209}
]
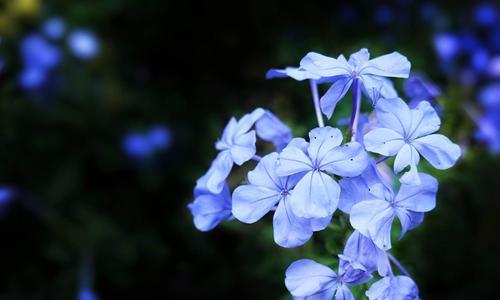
[
  {"left": 404, "top": 74, "right": 441, "bottom": 108},
  {"left": 232, "top": 151, "right": 330, "bottom": 248},
  {"left": 475, "top": 112, "right": 500, "bottom": 153},
  {"left": 433, "top": 33, "right": 461, "bottom": 62},
  {"left": 350, "top": 173, "right": 438, "bottom": 250},
  {"left": 147, "top": 125, "right": 172, "bottom": 150},
  {"left": 42, "top": 17, "right": 66, "bottom": 40},
  {"left": 366, "top": 276, "right": 420, "bottom": 300},
  {"left": 300, "top": 49, "right": 410, "bottom": 118},
  {"left": 18, "top": 34, "right": 61, "bottom": 89},
  {"left": 77, "top": 288, "right": 100, "bottom": 300},
  {"left": 68, "top": 29, "right": 100, "bottom": 60},
  {"left": 479, "top": 83, "right": 500, "bottom": 110},
  {"left": 473, "top": 3, "right": 498, "bottom": 27},
  {"left": 188, "top": 173, "right": 232, "bottom": 232},
  {"left": 0, "top": 188, "right": 14, "bottom": 215},
  {"left": 285, "top": 259, "right": 371, "bottom": 300},
  {"left": 276, "top": 126, "right": 368, "bottom": 218},
  {"left": 255, "top": 111, "right": 292, "bottom": 151},
  {"left": 122, "top": 125, "right": 172, "bottom": 160},
  {"left": 340, "top": 230, "right": 391, "bottom": 277},
  {"left": 364, "top": 98, "right": 461, "bottom": 185}
]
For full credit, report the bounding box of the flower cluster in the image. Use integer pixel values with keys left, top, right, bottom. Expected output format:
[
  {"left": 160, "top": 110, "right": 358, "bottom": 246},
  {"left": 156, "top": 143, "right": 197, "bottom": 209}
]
[{"left": 189, "top": 48, "right": 461, "bottom": 299}]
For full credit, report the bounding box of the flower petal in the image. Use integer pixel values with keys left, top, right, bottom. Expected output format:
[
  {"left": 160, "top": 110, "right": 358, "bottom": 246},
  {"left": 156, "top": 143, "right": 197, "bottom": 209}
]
[
  {"left": 396, "top": 209, "right": 425, "bottom": 238},
  {"left": 231, "top": 130, "right": 257, "bottom": 165},
  {"left": 255, "top": 111, "right": 293, "bottom": 151},
  {"left": 364, "top": 128, "right": 405, "bottom": 156},
  {"left": 348, "top": 48, "right": 370, "bottom": 67},
  {"left": 285, "top": 259, "right": 337, "bottom": 298},
  {"left": 300, "top": 52, "right": 352, "bottom": 77},
  {"left": 266, "top": 67, "right": 321, "bottom": 81},
  {"left": 307, "top": 126, "right": 344, "bottom": 164},
  {"left": 335, "top": 284, "right": 354, "bottom": 300},
  {"left": 350, "top": 200, "right": 395, "bottom": 250},
  {"left": 206, "top": 150, "right": 234, "bottom": 194},
  {"left": 188, "top": 189, "right": 232, "bottom": 232},
  {"left": 361, "top": 51, "right": 411, "bottom": 78},
  {"left": 395, "top": 173, "right": 438, "bottom": 212},
  {"left": 276, "top": 146, "right": 314, "bottom": 176},
  {"left": 374, "top": 98, "right": 412, "bottom": 137},
  {"left": 231, "top": 185, "right": 279, "bottom": 224},
  {"left": 290, "top": 171, "right": 340, "bottom": 218},
  {"left": 320, "top": 142, "right": 368, "bottom": 177},
  {"left": 366, "top": 276, "right": 420, "bottom": 300},
  {"left": 394, "top": 144, "right": 421, "bottom": 185},
  {"left": 247, "top": 152, "right": 281, "bottom": 189},
  {"left": 412, "top": 134, "right": 461, "bottom": 170},
  {"left": 320, "top": 77, "right": 353, "bottom": 119},
  {"left": 360, "top": 75, "right": 398, "bottom": 104},
  {"left": 409, "top": 101, "right": 441, "bottom": 139},
  {"left": 273, "top": 198, "right": 314, "bottom": 248},
  {"left": 235, "top": 108, "right": 266, "bottom": 136}
]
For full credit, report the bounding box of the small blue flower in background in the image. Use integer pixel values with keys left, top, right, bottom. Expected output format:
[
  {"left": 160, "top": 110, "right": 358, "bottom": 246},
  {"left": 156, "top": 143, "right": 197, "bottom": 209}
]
[
  {"left": 77, "top": 288, "right": 99, "bottom": 300},
  {"left": 232, "top": 151, "right": 330, "bottom": 248},
  {"left": 433, "top": 33, "right": 461, "bottom": 62},
  {"left": 470, "top": 48, "right": 490, "bottom": 73},
  {"left": 42, "top": 17, "right": 66, "bottom": 40},
  {"left": 475, "top": 112, "right": 500, "bottom": 153},
  {"left": 19, "top": 34, "right": 61, "bottom": 90},
  {"left": 188, "top": 173, "right": 232, "bottom": 232},
  {"left": 404, "top": 73, "right": 441, "bottom": 108},
  {"left": 68, "top": 29, "right": 100, "bottom": 60},
  {"left": 473, "top": 2, "right": 498, "bottom": 27},
  {"left": 366, "top": 276, "right": 420, "bottom": 300},
  {"left": 300, "top": 48, "right": 410, "bottom": 118},
  {"left": 350, "top": 173, "right": 437, "bottom": 250},
  {"left": 285, "top": 258, "right": 371, "bottom": 300},
  {"left": 276, "top": 126, "right": 368, "bottom": 218},
  {"left": 479, "top": 83, "right": 500, "bottom": 109},
  {"left": 364, "top": 98, "right": 461, "bottom": 185},
  {"left": 0, "top": 188, "right": 14, "bottom": 215},
  {"left": 122, "top": 125, "right": 172, "bottom": 160}
]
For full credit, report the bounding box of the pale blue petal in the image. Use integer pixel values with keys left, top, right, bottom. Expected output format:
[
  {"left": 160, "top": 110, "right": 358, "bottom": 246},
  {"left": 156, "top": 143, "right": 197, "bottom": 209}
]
[
  {"left": 273, "top": 198, "right": 314, "bottom": 248},
  {"left": 231, "top": 130, "right": 257, "bottom": 165},
  {"left": 309, "top": 214, "right": 333, "bottom": 231},
  {"left": 409, "top": 101, "right": 441, "bottom": 139},
  {"left": 361, "top": 51, "right": 411, "bottom": 78},
  {"left": 294, "top": 288, "right": 336, "bottom": 300},
  {"left": 360, "top": 75, "right": 398, "bottom": 104},
  {"left": 364, "top": 128, "right": 405, "bottom": 156},
  {"left": 395, "top": 173, "right": 438, "bottom": 212},
  {"left": 287, "top": 137, "right": 310, "bottom": 152},
  {"left": 231, "top": 185, "right": 279, "bottom": 223},
  {"left": 394, "top": 144, "right": 421, "bottom": 185},
  {"left": 366, "top": 276, "right": 419, "bottom": 300},
  {"left": 350, "top": 200, "right": 395, "bottom": 250},
  {"left": 348, "top": 48, "right": 370, "bottom": 67},
  {"left": 396, "top": 209, "right": 425, "bottom": 238},
  {"left": 276, "top": 146, "right": 314, "bottom": 176},
  {"left": 300, "top": 52, "right": 352, "bottom": 77},
  {"left": 256, "top": 111, "right": 293, "bottom": 151},
  {"left": 342, "top": 230, "right": 387, "bottom": 274},
  {"left": 235, "top": 108, "right": 266, "bottom": 136},
  {"left": 412, "top": 134, "right": 461, "bottom": 170},
  {"left": 216, "top": 118, "right": 238, "bottom": 150},
  {"left": 290, "top": 171, "right": 340, "bottom": 218},
  {"left": 307, "top": 126, "right": 344, "bottom": 164},
  {"left": 206, "top": 150, "right": 234, "bottom": 194},
  {"left": 247, "top": 152, "right": 281, "bottom": 189},
  {"left": 375, "top": 98, "right": 412, "bottom": 137},
  {"left": 335, "top": 284, "right": 354, "bottom": 300},
  {"left": 320, "top": 142, "right": 368, "bottom": 177},
  {"left": 188, "top": 188, "right": 232, "bottom": 232},
  {"left": 320, "top": 77, "right": 353, "bottom": 119},
  {"left": 285, "top": 259, "right": 337, "bottom": 298},
  {"left": 266, "top": 67, "right": 321, "bottom": 81}
]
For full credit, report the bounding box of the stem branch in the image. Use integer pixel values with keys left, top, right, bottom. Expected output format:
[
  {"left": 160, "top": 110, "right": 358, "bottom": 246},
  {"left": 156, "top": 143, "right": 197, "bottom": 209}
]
[
  {"left": 388, "top": 253, "right": 410, "bottom": 277},
  {"left": 309, "top": 79, "right": 325, "bottom": 128}
]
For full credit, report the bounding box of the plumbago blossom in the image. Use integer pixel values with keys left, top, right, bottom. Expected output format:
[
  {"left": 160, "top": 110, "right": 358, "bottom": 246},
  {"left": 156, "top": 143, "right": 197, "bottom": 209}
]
[{"left": 188, "top": 49, "right": 461, "bottom": 299}]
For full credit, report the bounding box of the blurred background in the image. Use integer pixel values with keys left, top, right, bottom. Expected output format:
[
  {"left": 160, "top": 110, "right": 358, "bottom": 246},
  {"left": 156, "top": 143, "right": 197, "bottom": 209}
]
[{"left": 0, "top": 0, "right": 499, "bottom": 299}]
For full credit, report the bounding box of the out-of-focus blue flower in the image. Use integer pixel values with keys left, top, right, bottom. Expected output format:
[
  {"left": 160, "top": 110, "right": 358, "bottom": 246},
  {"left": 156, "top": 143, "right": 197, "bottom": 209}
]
[
  {"left": 300, "top": 49, "right": 410, "bottom": 118},
  {"left": 0, "top": 188, "right": 14, "bottom": 214},
  {"left": 285, "top": 258, "right": 371, "bottom": 299},
  {"left": 487, "top": 56, "right": 500, "bottom": 77},
  {"left": 18, "top": 34, "right": 61, "bottom": 90},
  {"left": 479, "top": 83, "right": 500, "bottom": 109},
  {"left": 475, "top": 112, "right": 500, "bottom": 153},
  {"left": 366, "top": 276, "right": 420, "bottom": 300},
  {"left": 232, "top": 152, "right": 330, "bottom": 248},
  {"left": 122, "top": 125, "right": 172, "bottom": 160},
  {"left": 433, "top": 33, "right": 461, "bottom": 62},
  {"left": 373, "top": 5, "right": 394, "bottom": 26},
  {"left": 68, "top": 29, "right": 100, "bottom": 60},
  {"left": 122, "top": 132, "right": 153, "bottom": 159},
  {"left": 364, "top": 98, "right": 461, "bottom": 185},
  {"left": 77, "top": 288, "right": 99, "bottom": 300},
  {"left": 473, "top": 3, "right": 498, "bottom": 27},
  {"left": 404, "top": 73, "right": 441, "bottom": 108},
  {"left": 147, "top": 125, "right": 172, "bottom": 150},
  {"left": 276, "top": 126, "right": 368, "bottom": 218},
  {"left": 471, "top": 48, "right": 490, "bottom": 72},
  {"left": 42, "top": 17, "right": 66, "bottom": 40}
]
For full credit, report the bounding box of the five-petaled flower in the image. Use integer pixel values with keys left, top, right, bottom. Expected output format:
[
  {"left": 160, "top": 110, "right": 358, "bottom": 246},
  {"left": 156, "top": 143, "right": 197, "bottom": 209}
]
[
  {"left": 366, "top": 276, "right": 420, "bottom": 300},
  {"left": 276, "top": 126, "right": 368, "bottom": 219},
  {"left": 364, "top": 98, "right": 461, "bottom": 185},
  {"left": 300, "top": 48, "right": 411, "bottom": 118}
]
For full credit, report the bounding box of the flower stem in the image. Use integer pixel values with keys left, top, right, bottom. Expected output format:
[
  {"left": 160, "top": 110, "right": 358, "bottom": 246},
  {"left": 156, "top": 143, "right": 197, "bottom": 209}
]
[
  {"left": 349, "top": 78, "right": 362, "bottom": 142},
  {"left": 252, "top": 155, "right": 262, "bottom": 161},
  {"left": 376, "top": 156, "right": 389, "bottom": 164},
  {"left": 388, "top": 253, "right": 410, "bottom": 277},
  {"left": 309, "top": 79, "right": 325, "bottom": 128}
]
